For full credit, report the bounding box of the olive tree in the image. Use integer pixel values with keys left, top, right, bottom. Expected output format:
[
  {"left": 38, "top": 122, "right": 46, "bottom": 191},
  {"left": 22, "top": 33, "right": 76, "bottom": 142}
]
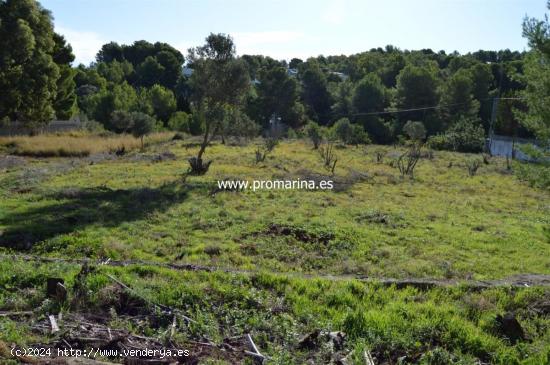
[
  {"left": 131, "top": 112, "right": 155, "bottom": 149},
  {"left": 187, "top": 33, "right": 250, "bottom": 174}
]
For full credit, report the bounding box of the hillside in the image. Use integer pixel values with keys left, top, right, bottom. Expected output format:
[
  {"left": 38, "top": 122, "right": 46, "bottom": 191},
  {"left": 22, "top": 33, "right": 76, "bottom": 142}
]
[{"left": 0, "top": 136, "right": 549, "bottom": 364}]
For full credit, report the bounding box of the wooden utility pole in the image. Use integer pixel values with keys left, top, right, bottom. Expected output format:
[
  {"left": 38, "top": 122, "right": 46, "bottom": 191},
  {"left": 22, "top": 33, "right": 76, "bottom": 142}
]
[
  {"left": 487, "top": 97, "right": 499, "bottom": 155},
  {"left": 487, "top": 58, "right": 505, "bottom": 156}
]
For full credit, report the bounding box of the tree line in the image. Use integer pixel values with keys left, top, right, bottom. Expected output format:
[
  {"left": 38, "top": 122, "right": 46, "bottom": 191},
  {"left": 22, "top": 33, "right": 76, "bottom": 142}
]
[{"left": 1, "top": 0, "right": 548, "bottom": 157}]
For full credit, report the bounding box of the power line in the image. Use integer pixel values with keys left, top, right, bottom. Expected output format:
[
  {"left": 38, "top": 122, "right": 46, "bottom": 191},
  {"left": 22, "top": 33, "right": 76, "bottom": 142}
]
[
  {"left": 346, "top": 97, "right": 525, "bottom": 117},
  {"left": 350, "top": 102, "right": 467, "bottom": 117}
]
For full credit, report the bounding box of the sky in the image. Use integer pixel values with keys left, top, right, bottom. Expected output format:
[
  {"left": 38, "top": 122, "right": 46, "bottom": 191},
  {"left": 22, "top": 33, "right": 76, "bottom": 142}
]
[{"left": 40, "top": 0, "right": 548, "bottom": 66}]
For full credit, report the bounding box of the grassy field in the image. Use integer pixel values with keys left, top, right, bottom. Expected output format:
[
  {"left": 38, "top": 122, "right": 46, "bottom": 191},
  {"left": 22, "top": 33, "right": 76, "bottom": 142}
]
[
  {"left": 0, "top": 131, "right": 174, "bottom": 157},
  {"left": 0, "top": 137, "right": 549, "bottom": 364}
]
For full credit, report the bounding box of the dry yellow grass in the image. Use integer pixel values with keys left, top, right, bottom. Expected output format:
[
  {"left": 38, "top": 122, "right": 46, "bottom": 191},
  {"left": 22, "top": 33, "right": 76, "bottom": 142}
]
[{"left": 0, "top": 132, "right": 174, "bottom": 157}]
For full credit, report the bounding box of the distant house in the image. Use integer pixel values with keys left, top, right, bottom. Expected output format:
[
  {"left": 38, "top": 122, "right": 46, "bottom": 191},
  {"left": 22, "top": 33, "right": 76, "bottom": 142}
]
[
  {"left": 329, "top": 71, "right": 349, "bottom": 81},
  {"left": 287, "top": 68, "right": 298, "bottom": 77}
]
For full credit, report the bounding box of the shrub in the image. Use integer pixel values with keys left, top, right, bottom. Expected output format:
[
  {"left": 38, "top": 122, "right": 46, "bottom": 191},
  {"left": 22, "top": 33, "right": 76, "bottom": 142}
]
[
  {"left": 420, "top": 348, "right": 457, "bottom": 364},
  {"left": 403, "top": 120, "right": 426, "bottom": 141},
  {"left": 0, "top": 116, "right": 9, "bottom": 127},
  {"left": 397, "top": 144, "right": 421, "bottom": 178},
  {"left": 332, "top": 118, "right": 370, "bottom": 145},
  {"left": 375, "top": 150, "right": 384, "bottom": 163},
  {"left": 304, "top": 121, "right": 322, "bottom": 149},
  {"left": 319, "top": 140, "right": 338, "bottom": 174},
  {"left": 223, "top": 108, "right": 259, "bottom": 141},
  {"left": 172, "top": 132, "right": 184, "bottom": 140},
  {"left": 427, "top": 117, "right": 485, "bottom": 153},
  {"left": 168, "top": 111, "right": 191, "bottom": 132},
  {"left": 333, "top": 118, "right": 353, "bottom": 143},
  {"left": 319, "top": 129, "right": 338, "bottom": 173},
  {"left": 188, "top": 157, "right": 212, "bottom": 175},
  {"left": 357, "top": 116, "right": 393, "bottom": 144},
  {"left": 255, "top": 137, "right": 279, "bottom": 163},
  {"left": 349, "top": 123, "right": 371, "bottom": 145},
  {"left": 426, "top": 134, "right": 449, "bottom": 150},
  {"left": 110, "top": 110, "right": 133, "bottom": 133},
  {"left": 188, "top": 111, "right": 205, "bottom": 136},
  {"left": 82, "top": 120, "right": 105, "bottom": 134},
  {"left": 515, "top": 162, "right": 550, "bottom": 189},
  {"left": 130, "top": 112, "right": 156, "bottom": 149},
  {"left": 287, "top": 128, "right": 298, "bottom": 139},
  {"left": 467, "top": 159, "right": 482, "bottom": 176},
  {"left": 518, "top": 143, "right": 550, "bottom": 161}
]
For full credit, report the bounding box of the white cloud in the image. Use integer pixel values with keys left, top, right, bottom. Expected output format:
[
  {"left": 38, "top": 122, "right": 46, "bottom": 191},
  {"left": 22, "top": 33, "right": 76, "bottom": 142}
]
[{"left": 55, "top": 26, "right": 106, "bottom": 65}]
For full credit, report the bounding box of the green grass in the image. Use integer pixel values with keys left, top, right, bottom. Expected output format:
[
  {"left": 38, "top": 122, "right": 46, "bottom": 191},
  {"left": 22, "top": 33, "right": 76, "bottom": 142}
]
[
  {"left": 1, "top": 139, "right": 547, "bottom": 279},
  {"left": 0, "top": 259, "right": 549, "bottom": 364},
  {"left": 0, "top": 138, "right": 549, "bottom": 363}
]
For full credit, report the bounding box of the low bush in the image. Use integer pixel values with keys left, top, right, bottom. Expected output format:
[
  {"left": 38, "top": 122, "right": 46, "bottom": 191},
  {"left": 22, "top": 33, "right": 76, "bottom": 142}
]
[
  {"left": 168, "top": 111, "right": 191, "bottom": 132},
  {"left": 467, "top": 159, "right": 482, "bottom": 176},
  {"left": 403, "top": 120, "right": 426, "bottom": 141},
  {"left": 111, "top": 110, "right": 134, "bottom": 133},
  {"left": 131, "top": 112, "right": 156, "bottom": 149},
  {"left": 286, "top": 128, "right": 298, "bottom": 139},
  {"left": 515, "top": 162, "right": 550, "bottom": 189},
  {"left": 348, "top": 124, "right": 371, "bottom": 145},
  {"left": 304, "top": 121, "right": 323, "bottom": 149},
  {"left": 81, "top": 120, "right": 106, "bottom": 134},
  {"left": 427, "top": 117, "right": 485, "bottom": 153},
  {"left": 255, "top": 137, "right": 279, "bottom": 163},
  {"left": 332, "top": 118, "right": 370, "bottom": 145},
  {"left": 318, "top": 129, "right": 338, "bottom": 173},
  {"left": 223, "top": 108, "right": 259, "bottom": 141},
  {"left": 396, "top": 144, "right": 421, "bottom": 178},
  {"left": 319, "top": 140, "right": 338, "bottom": 174},
  {"left": 188, "top": 111, "right": 205, "bottom": 136},
  {"left": 333, "top": 118, "right": 353, "bottom": 143}
]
